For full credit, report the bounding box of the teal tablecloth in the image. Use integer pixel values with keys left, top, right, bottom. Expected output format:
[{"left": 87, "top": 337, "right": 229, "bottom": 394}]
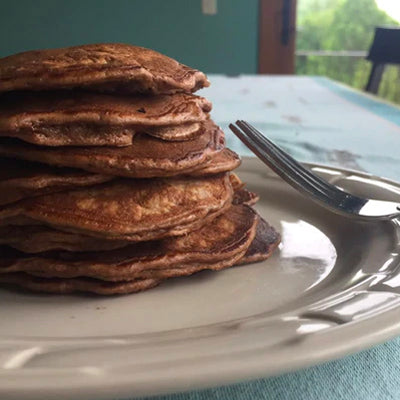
[
  {"left": 140, "top": 337, "right": 400, "bottom": 400},
  {"left": 135, "top": 75, "right": 400, "bottom": 400}
]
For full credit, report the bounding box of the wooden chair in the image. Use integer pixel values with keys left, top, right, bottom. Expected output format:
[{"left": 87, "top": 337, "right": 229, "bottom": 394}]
[{"left": 365, "top": 27, "right": 400, "bottom": 94}]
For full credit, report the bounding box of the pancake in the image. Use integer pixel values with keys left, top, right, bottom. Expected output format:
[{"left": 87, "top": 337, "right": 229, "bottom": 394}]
[
  {"left": 0, "top": 121, "right": 226, "bottom": 178},
  {"left": 0, "top": 273, "right": 161, "bottom": 295},
  {"left": 147, "top": 209, "right": 282, "bottom": 279},
  {"left": 0, "top": 43, "right": 210, "bottom": 94},
  {"left": 0, "top": 225, "right": 129, "bottom": 253},
  {"left": 0, "top": 208, "right": 281, "bottom": 295},
  {"left": 0, "top": 174, "right": 233, "bottom": 241},
  {"left": 144, "top": 122, "right": 203, "bottom": 142},
  {"left": 0, "top": 120, "right": 203, "bottom": 147},
  {"left": 233, "top": 189, "right": 259, "bottom": 206},
  {"left": 0, "top": 188, "right": 258, "bottom": 253},
  {"left": 229, "top": 173, "right": 259, "bottom": 206},
  {"left": 140, "top": 213, "right": 280, "bottom": 279},
  {"left": 0, "top": 181, "right": 250, "bottom": 253},
  {"left": 0, "top": 158, "right": 113, "bottom": 206},
  {"left": 0, "top": 91, "right": 211, "bottom": 146},
  {"left": 237, "top": 216, "right": 281, "bottom": 264},
  {"left": 0, "top": 147, "right": 239, "bottom": 207},
  {"left": 190, "top": 148, "right": 241, "bottom": 176},
  {"left": 0, "top": 122, "right": 134, "bottom": 147},
  {"left": 0, "top": 205, "right": 258, "bottom": 281}
]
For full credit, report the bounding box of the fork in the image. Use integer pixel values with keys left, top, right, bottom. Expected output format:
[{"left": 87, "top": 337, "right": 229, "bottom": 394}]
[{"left": 229, "top": 120, "right": 400, "bottom": 220}]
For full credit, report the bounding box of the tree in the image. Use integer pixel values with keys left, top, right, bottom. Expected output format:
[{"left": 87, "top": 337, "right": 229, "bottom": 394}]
[
  {"left": 325, "top": 0, "right": 397, "bottom": 50},
  {"left": 296, "top": 0, "right": 400, "bottom": 103}
]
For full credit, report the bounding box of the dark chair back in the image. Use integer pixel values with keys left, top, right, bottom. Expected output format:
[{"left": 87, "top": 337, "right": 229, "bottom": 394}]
[{"left": 365, "top": 27, "right": 400, "bottom": 94}]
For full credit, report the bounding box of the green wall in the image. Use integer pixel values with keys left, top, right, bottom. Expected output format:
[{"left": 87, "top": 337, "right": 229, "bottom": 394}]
[{"left": 0, "top": 0, "right": 258, "bottom": 74}]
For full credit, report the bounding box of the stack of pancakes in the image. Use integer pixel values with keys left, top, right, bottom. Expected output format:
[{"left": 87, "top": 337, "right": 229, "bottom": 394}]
[{"left": 0, "top": 44, "right": 280, "bottom": 295}]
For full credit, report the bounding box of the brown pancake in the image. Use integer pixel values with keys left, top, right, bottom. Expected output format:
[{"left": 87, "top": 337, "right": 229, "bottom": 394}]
[
  {"left": 0, "top": 121, "right": 226, "bottom": 178},
  {"left": 0, "top": 158, "right": 113, "bottom": 206},
  {"left": 237, "top": 216, "right": 281, "bottom": 264},
  {"left": 144, "top": 122, "right": 203, "bottom": 142},
  {"left": 233, "top": 189, "right": 259, "bottom": 206},
  {"left": 0, "top": 147, "right": 239, "bottom": 207},
  {"left": 190, "top": 148, "right": 241, "bottom": 176},
  {"left": 0, "top": 205, "right": 258, "bottom": 281},
  {"left": 0, "top": 119, "right": 203, "bottom": 147},
  {"left": 0, "top": 43, "right": 209, "bottom": 94},
  {"left": 0, "top": 91, "right": 211, "bottom": 146},
  {"left": 0, "top": 273, "right": 161, "bottom": 295},
  {"left": 229, "top": 173, "right": 259, "bottom": 206},
  {"left": 0, "top": 181, "right": 248, "bottom": 253},
  {"left": 0, "top": 174, "right": 233, "bottom": 241},
  {"left": 0, "top": 209, "right": 281, "bottom": 295},
  {"left": 1, "top": 123, "right": 135, "bottom": 147},
  {"left": 0, "top": 192, "right": 257, "bottom": 254},
  {"left": 0, "top": 225, "right": 129, "bottom": 253}
]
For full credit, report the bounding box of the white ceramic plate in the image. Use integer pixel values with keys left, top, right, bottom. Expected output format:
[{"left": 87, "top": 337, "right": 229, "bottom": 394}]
[{"left": 1, "top": 157, "right": 400, "bottom": 400}]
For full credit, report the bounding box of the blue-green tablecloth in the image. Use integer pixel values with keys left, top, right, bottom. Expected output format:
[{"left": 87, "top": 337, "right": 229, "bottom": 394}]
[
  {"left": 132, "top": 75, "right": 400, "bottom": 400},
  {"left": 140, "top": 337, "right": 400, "bottom": 400}
]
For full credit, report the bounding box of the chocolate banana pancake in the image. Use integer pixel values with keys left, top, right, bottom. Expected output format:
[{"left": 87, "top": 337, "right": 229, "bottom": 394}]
[
  {"left": 0, "top": 207, "right": 281, "bottom": 295},
  {"left": 0, "top": 91, "right": 211, "bottom": 146},
  {"left": 0, "top": 148, "right": 239, "bottom": 207},
  {"left": 0, "top": 174, "right": 233, "bottom": 241},
  {"left": 0, "top": 205, "right": 258, "bottom": 280},
  {"left": 0, "top": 119, "right": 203, "bottom": 147},
  {"left": 0, "top": 181, "right": 252, "bottom": 253},
  {"left": 0, "top": 121, "right": 227, "bottom": 178},
  {"left": 0, "top": 158, "right": 113, "bottom": 206},
  {"left": 229, "top": 173, "right": 259, "bottom": 206},
  {"left": 138, "top": 215, "right": 280, "bottom": 280},
  {"left": 190, "top": 148, "right": 241, "bottom": 176},
  {"left": 0, "top": 43, "right": 210, "bottom": 94},
  {"left": 233, "top": 189, "right": 259, "bottom": 206},
  {"left": 143, "top": 122, "right": 203, "bottom": 142},
  {"left": 0, "top": 273, "right": 161, "bottom": 295},
  {"left": 237, "top": 216, "right": 281, "bottom": 264},
  {"left": 0, "top": 122, "right": 135, "bottom": 147},
  {"left": 0, "top": 225, "right": 129, "bottom": 253}
]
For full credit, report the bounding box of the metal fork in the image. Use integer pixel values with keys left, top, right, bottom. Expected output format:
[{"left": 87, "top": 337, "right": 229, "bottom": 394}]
[{"left": 229, "top": 120, "right": 400, "bottom": 220}]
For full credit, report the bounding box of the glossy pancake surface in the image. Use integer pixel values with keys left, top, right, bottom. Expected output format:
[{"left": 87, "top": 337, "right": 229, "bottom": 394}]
[
  {"left": 0, "top": 43, "right": 210, "bottom": 94},
  {"left": 0, "top": 174, "right": 233, "bottom": 241},
  {"left": 0, "top": 158, "right": 113, "bottom": 206},
  {"left": 0, "top": 121, "right": 226, "bottom": 178}
]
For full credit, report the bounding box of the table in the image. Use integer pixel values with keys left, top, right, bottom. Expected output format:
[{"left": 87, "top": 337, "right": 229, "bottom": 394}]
[{"left": 135, "top": 76, "right": 400, "bottom": 400}]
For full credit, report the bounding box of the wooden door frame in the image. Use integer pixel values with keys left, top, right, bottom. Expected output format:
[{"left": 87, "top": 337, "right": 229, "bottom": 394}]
[{"left": 258, "top": 0, "right": 297, "bottom": 74}]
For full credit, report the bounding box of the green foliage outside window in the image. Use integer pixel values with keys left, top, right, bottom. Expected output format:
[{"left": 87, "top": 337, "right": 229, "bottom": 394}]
[{"left": 296, "top": 0, "right": 400, "bottom": 103}]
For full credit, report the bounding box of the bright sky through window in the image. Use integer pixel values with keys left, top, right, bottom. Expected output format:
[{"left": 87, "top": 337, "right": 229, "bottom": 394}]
[{"left": 376, "top": 0, "right": 400, "bottom": 22}]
